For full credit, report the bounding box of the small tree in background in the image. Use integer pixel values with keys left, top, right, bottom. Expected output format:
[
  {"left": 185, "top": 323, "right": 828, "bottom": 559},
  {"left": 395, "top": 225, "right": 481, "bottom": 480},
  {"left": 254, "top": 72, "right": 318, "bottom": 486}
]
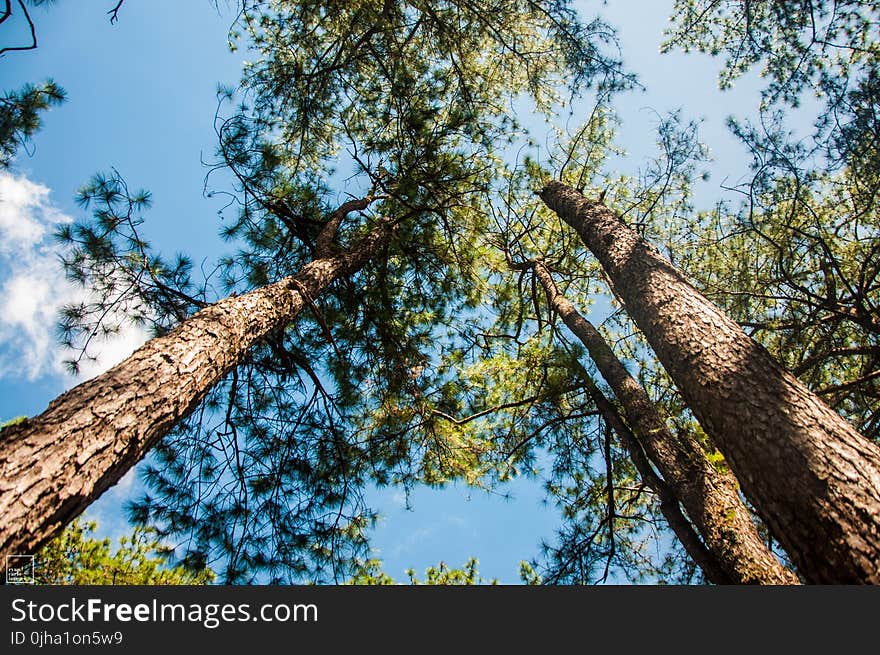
[{"left": 34, "top": 519, "right": 214, "bottom": 585}]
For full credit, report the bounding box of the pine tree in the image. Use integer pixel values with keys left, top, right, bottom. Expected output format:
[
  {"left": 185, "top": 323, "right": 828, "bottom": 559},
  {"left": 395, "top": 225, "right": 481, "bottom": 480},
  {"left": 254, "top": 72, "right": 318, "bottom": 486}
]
[
  {"left": 526, "top": 259, "right": 797, "bottom": 584},
  {"left": 34, "top": 518, "right": 214, "bottom": 585},
  {"left": 0, "top": 0, "right": 629, "bottom": 582},
  {"left": 662, "top": 2, "right": 880, "bottom": 436},
  {"left": 0, "top": 80, "right": 65, "bottom": 168},
  {"left": 0, "top": 205, "right": 392, "bottom": 560},
  {"left": 539, "top": 180, "right": 880, "bottom": 583}
]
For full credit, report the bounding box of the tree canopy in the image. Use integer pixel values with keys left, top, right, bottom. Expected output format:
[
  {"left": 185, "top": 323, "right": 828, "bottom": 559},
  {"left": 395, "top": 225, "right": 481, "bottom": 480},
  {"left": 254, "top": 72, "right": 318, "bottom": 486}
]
[
  {"left": 33, "top": 0, "right": 639, "bottom": 583},
  {"left": 34, "top": 519, "right": 214, "bottom": 585},
  {"left": 3, "top": 0, "right": 879, "bottom": 585}
]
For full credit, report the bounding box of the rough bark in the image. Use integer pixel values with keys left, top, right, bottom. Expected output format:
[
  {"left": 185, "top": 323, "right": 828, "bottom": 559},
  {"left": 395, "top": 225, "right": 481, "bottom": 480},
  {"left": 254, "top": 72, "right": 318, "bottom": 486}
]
[
  {"left": 533, "top": 261, "right": 796, "bottom": 584},
  {"left": 575, "top": 363, "right": 733, "bottom": 584},
  {"left": 539, "top": 180, "right": 880, "bottom": 583},
  {"left": 0, "top": 219, "right": 391, "bottom": 559}
]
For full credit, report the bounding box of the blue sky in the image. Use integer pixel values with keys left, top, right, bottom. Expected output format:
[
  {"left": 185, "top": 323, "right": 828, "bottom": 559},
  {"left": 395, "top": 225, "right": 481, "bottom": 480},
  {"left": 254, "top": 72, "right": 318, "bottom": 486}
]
[{"left": 0, "top": 1, "right": 790, "bottom": 583}]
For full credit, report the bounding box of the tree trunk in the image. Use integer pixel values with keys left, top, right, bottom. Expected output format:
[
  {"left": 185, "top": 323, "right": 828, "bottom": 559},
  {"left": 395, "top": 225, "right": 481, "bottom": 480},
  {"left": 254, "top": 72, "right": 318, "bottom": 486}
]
[
  {"left": 539, "top": 180, "right": 880, "bottom": 583},
  {"left": 532, "top": 261, "right": 796, "bottom": 584},
  {"left": 575, "top": 363, "right": 733, "bottom": 584},
  {"left": 0, "top": 219, "right": 391, "bottom": 559}
]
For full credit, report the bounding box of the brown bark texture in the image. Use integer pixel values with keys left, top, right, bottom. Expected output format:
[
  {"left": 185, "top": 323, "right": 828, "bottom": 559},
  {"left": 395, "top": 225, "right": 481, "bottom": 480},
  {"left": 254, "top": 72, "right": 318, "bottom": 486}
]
[
  {"left": 0, "top": 222, "right": 390, "bottom": 559},
  {"left": 533, "top": 261, "right": 797, "bottom": 584},
  {"left": 539, "top": 180, "right": 880, "bottom": 583},
  {"left": 576, "top": 363, "right": 734, "bottom": 584}
]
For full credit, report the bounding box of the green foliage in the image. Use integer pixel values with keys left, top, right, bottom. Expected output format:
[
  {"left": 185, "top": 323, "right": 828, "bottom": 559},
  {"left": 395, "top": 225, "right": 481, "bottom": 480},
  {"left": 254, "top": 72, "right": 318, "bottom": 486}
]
[
  {"left": 0, "top": 80, "right": 65, "bottom": 168},
  {"left": 54, "top": 0, "right": 852, "bottom": 587},
  {"left": 663, "top": 0, "right": 880, "bottom": 256},
  {"left": 56, "top": 171, "right": 200, "bottom": 374},
  {"left": 406, "top": 558, "right": 495, "bottom": 585},
  {"left": 34, "top": 519, "right": 214, "bottom": 585},
  {"left": 664, "top": 169, "right": 880, "bottom": 440},
  {"left": 479, "top": 111, "right": 718, "bottom": 584},
  {"left": 663, "top": 0, "right": 879, "bottom": 105},
  {"left": 656, "top": 1, "right": 880, "bottom": 446},
  {"left": 518, "top": 560, "right": 542, "bottom": 585},
  {"left": 347, "top": 557, "right": 496, "bottom": 585},
  {"left": 45, "top": 0, "right": 634, "bottom": 583}
]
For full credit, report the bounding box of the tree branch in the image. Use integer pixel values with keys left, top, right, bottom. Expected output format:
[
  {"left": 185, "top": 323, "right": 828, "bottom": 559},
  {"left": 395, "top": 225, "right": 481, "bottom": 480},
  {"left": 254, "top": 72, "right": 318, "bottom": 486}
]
[{"left": 0, "top": 1, "right": 36, "bottom": 56}]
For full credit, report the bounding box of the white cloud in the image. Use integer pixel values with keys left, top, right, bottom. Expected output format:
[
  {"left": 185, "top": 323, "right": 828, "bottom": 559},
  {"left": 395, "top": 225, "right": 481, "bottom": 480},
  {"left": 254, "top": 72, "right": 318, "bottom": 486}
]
[
  {"left": 445, "top": 514, "right": 467, "bottom": 529},
  {"left": 0, "top": 171, "right": 149, "bottom": 383},
  {"left": 390, "top": 491, "right": 409, "bottom": 508},
  {"left": 76, "top": 325, "right": 153, "bottom": 380},
  {"left": 391, "top": 526, "right": 435, "bottom": 558},
  {"left": 0, "top": 172, "right": 51, "bottom": 247}
]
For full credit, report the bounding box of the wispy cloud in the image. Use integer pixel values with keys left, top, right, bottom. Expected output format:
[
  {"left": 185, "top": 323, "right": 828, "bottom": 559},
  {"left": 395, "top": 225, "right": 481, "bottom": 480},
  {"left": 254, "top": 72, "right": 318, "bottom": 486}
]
[
  {"left": 390, "top": 491, "right": 409, "bottom": 508},
  {"left": 0, "top": 171, "right": 149, "bottom": 383},
  {"left": 392, "top": 526, "right": 436, "bottom": 558}
]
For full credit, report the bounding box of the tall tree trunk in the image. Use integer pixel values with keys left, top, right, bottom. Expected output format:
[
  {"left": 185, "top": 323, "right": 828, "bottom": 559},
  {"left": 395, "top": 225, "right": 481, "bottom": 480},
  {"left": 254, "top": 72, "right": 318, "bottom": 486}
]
[
  {"left": 539, "top": 180, "right": 880, "bottom": 583},
  {"left": 532, "top": 261, "right": 796, "bottom": 584},
  {"left": 0, "top": 213, "right": 391, "bottom": 559},
  {"left": 575, "top": 363, "right": 734, "bottom": 584}
]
